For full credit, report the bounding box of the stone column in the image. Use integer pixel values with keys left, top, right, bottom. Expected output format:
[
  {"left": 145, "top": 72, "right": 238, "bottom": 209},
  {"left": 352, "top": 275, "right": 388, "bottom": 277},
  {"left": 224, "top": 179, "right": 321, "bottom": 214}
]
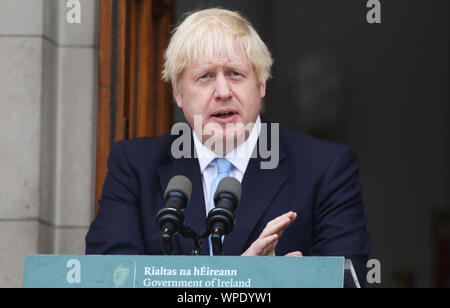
[{"left": 0, "top": 0, "right": 98, "bottom": 287}]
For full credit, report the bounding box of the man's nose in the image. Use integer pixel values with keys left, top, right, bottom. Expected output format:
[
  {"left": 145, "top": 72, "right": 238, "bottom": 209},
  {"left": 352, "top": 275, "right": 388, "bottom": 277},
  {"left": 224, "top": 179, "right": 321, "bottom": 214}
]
[{"left": 214, "top": 74, "right": 232, "bottom": 101}]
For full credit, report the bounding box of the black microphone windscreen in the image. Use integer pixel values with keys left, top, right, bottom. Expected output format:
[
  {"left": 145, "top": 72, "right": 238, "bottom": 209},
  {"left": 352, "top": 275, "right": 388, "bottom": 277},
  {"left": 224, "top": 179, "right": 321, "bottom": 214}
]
[
  {"left": 164, "top": 175, "right": 192, "bottom": 202},
  {"left": 214, "top": 177, "right": 242, "bottom": 203}
]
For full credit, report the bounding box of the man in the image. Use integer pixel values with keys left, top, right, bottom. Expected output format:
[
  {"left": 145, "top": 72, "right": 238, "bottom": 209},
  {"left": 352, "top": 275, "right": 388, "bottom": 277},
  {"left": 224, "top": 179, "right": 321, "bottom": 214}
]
[{"left": 86, "top": 8, "right": 371, "bottom": 285}]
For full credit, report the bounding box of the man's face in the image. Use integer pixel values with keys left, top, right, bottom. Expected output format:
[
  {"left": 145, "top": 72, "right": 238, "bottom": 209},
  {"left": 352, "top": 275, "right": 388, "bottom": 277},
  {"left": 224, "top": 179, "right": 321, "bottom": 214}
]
[{"left": 173, "top": 49, "right": 266, "bottom": 154}]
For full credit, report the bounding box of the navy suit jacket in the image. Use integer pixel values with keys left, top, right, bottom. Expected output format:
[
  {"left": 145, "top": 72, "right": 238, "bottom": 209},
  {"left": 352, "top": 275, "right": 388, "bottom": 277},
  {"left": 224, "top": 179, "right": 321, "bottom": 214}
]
[{"left": 85, "top": 120, "right": 371, "bottom": 286}]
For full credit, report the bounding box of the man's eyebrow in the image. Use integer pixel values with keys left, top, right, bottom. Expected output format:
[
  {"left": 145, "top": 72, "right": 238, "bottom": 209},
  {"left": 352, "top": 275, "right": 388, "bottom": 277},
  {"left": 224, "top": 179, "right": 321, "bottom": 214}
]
[
  {"left": 225, "top": 63, "right": 250, "bottom": 72},
  {"left": 193, "top": 62, "right": 250, "bottom": 72}
]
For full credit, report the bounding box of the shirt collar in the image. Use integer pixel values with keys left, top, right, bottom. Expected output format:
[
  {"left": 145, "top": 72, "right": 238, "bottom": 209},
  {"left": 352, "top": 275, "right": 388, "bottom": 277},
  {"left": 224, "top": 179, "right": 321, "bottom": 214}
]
[{"left": 193, "top": 115, "right": 262, "bottom": 174}]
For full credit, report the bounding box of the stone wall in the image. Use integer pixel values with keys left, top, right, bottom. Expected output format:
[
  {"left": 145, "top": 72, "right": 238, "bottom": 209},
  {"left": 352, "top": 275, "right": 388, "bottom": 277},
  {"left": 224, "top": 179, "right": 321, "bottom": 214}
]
[{"left": 0, "top": 0, "right": 98, "bottom": 287}]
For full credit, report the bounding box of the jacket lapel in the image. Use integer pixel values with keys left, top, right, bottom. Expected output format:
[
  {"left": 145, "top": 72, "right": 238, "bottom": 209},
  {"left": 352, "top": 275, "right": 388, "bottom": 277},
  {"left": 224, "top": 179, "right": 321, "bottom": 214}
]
[
  {"left": 157, "top": 138, "right": 210, "bottom": 255},
  {"left": 223, "top": 121, "right": 288, "bottom": 255}
]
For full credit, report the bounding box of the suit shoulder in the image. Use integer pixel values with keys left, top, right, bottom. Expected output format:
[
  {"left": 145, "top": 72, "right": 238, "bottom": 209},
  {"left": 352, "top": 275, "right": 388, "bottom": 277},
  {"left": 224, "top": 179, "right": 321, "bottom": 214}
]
[
  {"left": 279, "top": 126, "right": 356, "bottom": 163},
  {"left": 114, "top": 131, "right": 172, "bottom": 150},
  {"left": 111, "top": 132, "right": 174, "bottom": 165}
]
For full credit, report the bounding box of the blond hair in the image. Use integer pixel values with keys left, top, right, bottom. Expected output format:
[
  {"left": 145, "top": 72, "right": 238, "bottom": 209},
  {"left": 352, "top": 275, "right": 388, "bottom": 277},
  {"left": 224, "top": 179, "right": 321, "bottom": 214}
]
[{"left": 162, "top": 8, "right": 273, "bottom": 91}]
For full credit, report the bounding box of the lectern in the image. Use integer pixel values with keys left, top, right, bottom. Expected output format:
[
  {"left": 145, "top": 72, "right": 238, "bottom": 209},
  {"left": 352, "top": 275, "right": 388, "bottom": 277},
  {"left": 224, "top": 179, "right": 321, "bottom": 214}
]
[{"left": 23, "top": 255, "right": 360, "bottom": 288}]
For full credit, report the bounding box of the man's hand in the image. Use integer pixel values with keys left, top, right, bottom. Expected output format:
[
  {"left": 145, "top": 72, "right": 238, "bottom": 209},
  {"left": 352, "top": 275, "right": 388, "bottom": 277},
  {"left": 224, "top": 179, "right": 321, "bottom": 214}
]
[{"left": 241, "top": 211, "right": 303, "bottom": 257}]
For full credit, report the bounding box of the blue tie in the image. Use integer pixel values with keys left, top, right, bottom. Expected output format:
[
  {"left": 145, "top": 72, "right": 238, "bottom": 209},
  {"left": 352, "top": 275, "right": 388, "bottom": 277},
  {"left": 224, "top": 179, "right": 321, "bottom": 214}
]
[{"left": 209, "top": 158, "right": 232, "bottom": 255}]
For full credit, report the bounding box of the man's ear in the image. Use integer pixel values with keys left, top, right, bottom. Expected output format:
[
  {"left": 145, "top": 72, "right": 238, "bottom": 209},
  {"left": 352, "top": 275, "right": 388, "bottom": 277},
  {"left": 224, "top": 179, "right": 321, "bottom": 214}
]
[
  {"left": 259, "top": 82, "right": 267, "bottom": 99},
  {"left": 172, "top": 83, "right": 183, "bottom": 108}
]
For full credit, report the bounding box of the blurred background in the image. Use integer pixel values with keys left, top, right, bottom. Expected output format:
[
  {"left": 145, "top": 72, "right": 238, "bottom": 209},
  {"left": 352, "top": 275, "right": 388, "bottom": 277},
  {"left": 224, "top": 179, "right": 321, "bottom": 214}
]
[{"left": 0, "top": 0, "right": 448, "bottom": 287}]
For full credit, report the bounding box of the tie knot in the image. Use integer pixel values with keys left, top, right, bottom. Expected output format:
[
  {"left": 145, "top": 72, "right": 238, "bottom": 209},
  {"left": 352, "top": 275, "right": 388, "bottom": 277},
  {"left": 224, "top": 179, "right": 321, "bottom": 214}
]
[{"left": 215, "top": 158, "right": 232, "bottom": 175}]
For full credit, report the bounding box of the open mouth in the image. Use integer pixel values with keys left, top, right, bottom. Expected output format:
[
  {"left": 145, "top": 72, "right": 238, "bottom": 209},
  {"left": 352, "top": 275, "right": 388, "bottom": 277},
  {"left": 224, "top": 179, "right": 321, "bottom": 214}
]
[{"left": 213, "top": 111, "right": 236, "bottom": 118}]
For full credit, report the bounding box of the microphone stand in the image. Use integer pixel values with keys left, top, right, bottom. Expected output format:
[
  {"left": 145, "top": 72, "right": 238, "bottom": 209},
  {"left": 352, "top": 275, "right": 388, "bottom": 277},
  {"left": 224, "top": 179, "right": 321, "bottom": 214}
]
[
  {"left": 179, "top": 226, "right": 220, "bottom": 256},
  {"left": 210, "top": 228, "right": 224, "bottom": 255},
  {"left": 198, "top": 227, "right": 223, "bottom": 256},
  {"left": 161, "top": 223, "right": 218, "bottom": 256},
  {"left": 179, "top": 225, "right": 202, "bottom": 256}
]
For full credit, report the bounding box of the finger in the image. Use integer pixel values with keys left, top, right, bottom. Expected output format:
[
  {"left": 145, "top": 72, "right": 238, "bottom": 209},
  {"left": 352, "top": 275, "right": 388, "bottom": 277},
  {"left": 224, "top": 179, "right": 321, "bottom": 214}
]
[
  {"left": 252, "top": 234, "right": 278, "bottom": 256},
  {"left": 242, "top": 234, "right": 278, "bottom": 256},
  {"left": 266, "top": 212, "right": 296, "bottom": 229},
  {"left": 263, "top": 218, "right": 290, "bottom": 238},
  {"left": 260, "top": 212, "right": 295, "bottom": 237},
  {"left": 284, "top": 251, "right": 303, "bottom": 257},
  {"left": 260, "top": 219, "right": 290, "bottom": 240},
  {"left": 260, "top": 212, "right": 297, "bottom": 239}
]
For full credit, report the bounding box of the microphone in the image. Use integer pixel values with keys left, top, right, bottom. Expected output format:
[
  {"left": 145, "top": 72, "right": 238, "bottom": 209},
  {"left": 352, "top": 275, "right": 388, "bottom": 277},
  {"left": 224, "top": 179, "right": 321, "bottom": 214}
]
[
  {"left": 206, "top": 177, "right": 242, "bottom": 255},
  {"left": 156, "top": 175, "right": 192, "bottom": 255}
]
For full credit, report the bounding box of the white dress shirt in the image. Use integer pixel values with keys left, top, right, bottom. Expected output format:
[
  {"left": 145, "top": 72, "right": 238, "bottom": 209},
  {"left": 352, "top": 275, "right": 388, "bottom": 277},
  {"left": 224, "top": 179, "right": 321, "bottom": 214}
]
[{"left": 193, "top": 116, "right": 262, "bottom": 215}]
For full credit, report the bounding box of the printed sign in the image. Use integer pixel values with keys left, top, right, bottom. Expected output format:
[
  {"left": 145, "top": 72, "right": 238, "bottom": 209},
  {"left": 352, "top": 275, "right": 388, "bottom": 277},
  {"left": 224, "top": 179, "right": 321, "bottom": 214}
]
[{"left": 23, "top": 255, "right": 345, "bottom": 288}]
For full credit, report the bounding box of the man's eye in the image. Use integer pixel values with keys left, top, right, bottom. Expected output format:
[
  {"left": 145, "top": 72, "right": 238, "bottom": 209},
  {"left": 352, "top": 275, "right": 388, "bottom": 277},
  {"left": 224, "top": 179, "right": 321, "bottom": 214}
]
[
  {"left": 231, "top": 72, "right": 241, "bottom": 77},
  {"left": 199, "top": 73, "right": 211, "bottom": 79}
]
